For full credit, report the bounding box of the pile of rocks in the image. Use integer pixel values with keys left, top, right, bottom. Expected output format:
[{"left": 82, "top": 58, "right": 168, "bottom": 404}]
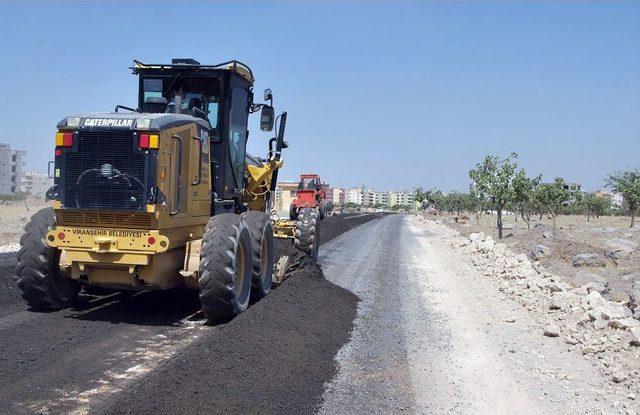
[{"left": 453, "top": 230, "right": 640, "bottom": 393}]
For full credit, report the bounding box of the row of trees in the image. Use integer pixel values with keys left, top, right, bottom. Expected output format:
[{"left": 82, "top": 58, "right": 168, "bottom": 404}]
[{"left": 415, "top": 153, "right": 640, "bottom": 239}]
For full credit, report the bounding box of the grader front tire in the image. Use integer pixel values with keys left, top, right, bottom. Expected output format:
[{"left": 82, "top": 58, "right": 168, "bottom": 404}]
[
  {"left": 198, "top": 213, "right": 253, "bottom": 322},
  {"left": 294, "top": 208, "right": 320, "bottom": 262},
  {"left": 242, "top": 211, "right": 274, "bottom": 302},
  {"left": 17, "top": 207, "right": 80, "bottom": 310}
]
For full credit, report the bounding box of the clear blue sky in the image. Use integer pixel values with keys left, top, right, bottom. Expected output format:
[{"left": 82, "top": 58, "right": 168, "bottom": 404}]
[{"left": 0, "top": 1, "right": 638, "bottom": 192}]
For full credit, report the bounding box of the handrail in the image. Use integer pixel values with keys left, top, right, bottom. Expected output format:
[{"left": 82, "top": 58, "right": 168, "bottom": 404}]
[
  {"left": 169, "top": 134, "right": 183, "bottom": 216},
  {"left": 191, "top": 136, "right": 203, "bottom": 186}
]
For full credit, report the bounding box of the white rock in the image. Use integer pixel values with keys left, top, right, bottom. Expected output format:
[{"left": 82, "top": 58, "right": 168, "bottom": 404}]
[
  {"left": 583, "top": 291, "right": 632, "bottom": 320},
  {"left": 573, "top": 271, "right": 609, "bottom": 288},
  {"left": 609, "top": 318, "right": 640, "bottom": 330},
  {"left": 630, "top": 280, "right": 640, "bottom": 307},
  {"left": 550, "top": 292, "right": 580, "bottom": 310},
  {"left": 547, "top": 281, "right": 572, "bottom": 293},
  {"left": 582, "top": 282, "right": 609, "bottom": 295},
  {"left": 469, "top": 232, "right": 486, "bottom": 243},
  {"left": 594, "top": 317, "right": 608, "bottom": 330},
  {"left": 531, "top": 244, "right": 551, "bottom": 260},
  {"left": 544, "top": 324, "right": 560, "bottom": 337},
  {"left": 630, "top": 327, "right": 640, "bottom": 346},
  {"left": 572, "top": 286, "right": 590, "bottom": 296},
  {"left": 612, "top": 371, "right": 627, "bottom": 383},
  {"left": 493, "top": 243, "right": 507, "bottom": 256},
  {"left": 532, "top": 262, "right": 545, "bottom": 274}
]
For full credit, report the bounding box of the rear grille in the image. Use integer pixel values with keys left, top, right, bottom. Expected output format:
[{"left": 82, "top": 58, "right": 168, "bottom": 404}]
[
  {"left": 59, "top": 211, "right": 154, "bottom": 229},
  {"left": 62, "top": 130, "right": 147, "bottom": 211}
]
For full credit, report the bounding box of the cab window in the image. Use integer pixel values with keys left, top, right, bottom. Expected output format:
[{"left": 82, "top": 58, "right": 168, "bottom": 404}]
[{"left": 229, "top": 87, "right": 248, "bottom": 187}]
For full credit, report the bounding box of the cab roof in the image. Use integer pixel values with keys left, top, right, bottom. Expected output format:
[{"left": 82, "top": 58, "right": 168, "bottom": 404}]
[{"left": 131, "top": 58, "right": 255, "bottom": 85}]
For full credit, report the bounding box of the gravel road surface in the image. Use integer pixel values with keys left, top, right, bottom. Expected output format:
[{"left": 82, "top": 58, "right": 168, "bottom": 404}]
[{"left": 319, "top": 214, "right": 616, "bottom": 414}]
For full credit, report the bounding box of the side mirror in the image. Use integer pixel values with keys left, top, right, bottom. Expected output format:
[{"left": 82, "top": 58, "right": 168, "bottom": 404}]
[
  {"left": 260, "top": 105, "right": 275, "bottom": 131},
  {"left": 264, "top": 88, "right": 273, "bottom": 102}
]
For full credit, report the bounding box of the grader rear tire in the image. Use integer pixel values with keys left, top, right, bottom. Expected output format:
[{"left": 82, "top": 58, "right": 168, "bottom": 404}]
[
  {"left": 294, "top": 208, "right": 320, "bottom": 262},
  {"left": 242, "top": 211, "right": 274, "bottom": 302},
  {"left": 198, "top": 213, "right": 253, "bottom": 322},
  {"left": 17, "top": 207, "right": 80, "bottom": 310}
]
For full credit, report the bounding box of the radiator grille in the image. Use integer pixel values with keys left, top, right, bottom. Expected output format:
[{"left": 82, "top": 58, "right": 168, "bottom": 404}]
[
  {"left": 59, "top": 211, "right": 154, "bottom": 229},
  {"left": 62, "top": 130, "right": 147, "bottom": 211}
]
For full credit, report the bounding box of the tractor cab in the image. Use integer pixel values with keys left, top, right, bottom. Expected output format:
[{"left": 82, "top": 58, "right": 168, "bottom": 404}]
[{"left": 299, "top": 175, "right": 321, "bottom": 191}]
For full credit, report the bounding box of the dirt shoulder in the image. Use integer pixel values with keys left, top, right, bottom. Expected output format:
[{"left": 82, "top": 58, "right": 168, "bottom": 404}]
[
  {"left": 420, "top": 215, "right": 640, "bottom": 412},
  {"left": 0, "top": 198, "right": 48, "bottom": 246},
  {"left": 442, "top": 213, "right": 640, "bottom": 304}
]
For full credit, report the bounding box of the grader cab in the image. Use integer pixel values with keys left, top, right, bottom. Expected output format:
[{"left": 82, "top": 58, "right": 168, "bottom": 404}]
[{"left": 16, "top": 58, "right": 318, "bottom": 322}]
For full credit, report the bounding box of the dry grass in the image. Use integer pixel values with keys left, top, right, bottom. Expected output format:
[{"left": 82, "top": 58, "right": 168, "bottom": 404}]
[{"left": 0, "top": 198, "right": 49, "bottom": 246}]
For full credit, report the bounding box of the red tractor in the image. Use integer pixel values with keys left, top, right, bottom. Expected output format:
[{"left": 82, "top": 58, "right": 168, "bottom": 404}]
[{"left": 289, "top": 174, "right": 333, "bottom": 220}]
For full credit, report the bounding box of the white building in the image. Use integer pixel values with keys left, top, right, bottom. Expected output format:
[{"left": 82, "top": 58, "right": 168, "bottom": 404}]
[
  {"left": 346, "top": 187, "right": 364, "bottom": 205},
  {"left": 388, "top": 191, "right": 415, "bottom": 207},
  {"left": 330, "top": 188, "right": 343, "bottom": 205},
  {"left": 21, "top": 172, "right": 53, "bottom": 197},
  {"left": 0, "top": 143, "right": 26, "bottom": 195},
  {"left": 372, "top": 191, "right": 390, "bottom": 206}
]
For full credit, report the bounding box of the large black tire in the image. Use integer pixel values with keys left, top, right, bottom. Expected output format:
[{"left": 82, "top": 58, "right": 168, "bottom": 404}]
[
  {"left": 294, "top": 208, "right": 320, "bottom": 262},
  {"left": 242, "top": 211, "right": 273, "bottom": 301},
  {"left": 289, "top": 203, "right": 298, "bottom": 220},
  {"left": 17, "top": 207, "right": 80, "bottom": 310},
  {"left": 198, "top": 213, "right": 253, "bottom": 322}
]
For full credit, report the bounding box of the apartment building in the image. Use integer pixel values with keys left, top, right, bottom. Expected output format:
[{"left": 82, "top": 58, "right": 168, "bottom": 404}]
[
  {"left": 21, "top": 172, "right": 53, "bottom": 197},
  {"left": 0, "top": 143, "right": 26, "bottom": 195},
  {"left": 273, "top": 181, "right": 299, "bottom": 216},
  {"left": 346, "top": 187, "right": 364, "bottom": 205}
]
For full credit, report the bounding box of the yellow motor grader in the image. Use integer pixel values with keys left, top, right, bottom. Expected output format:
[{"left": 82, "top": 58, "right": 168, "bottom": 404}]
[{"left": 16, "top": 58, "right": 320, "bottom": 322}]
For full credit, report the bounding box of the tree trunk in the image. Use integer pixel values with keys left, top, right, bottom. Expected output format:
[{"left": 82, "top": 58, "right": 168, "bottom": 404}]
[
  {"left": 631, "top": 213, "right": 635, "bottom": 229},
  {"left": 520, "top": 208, "right": 530, "bottom": 230},
  {"left": 497, "top": 209, "right": 503, "bottom": 239},
  {"left": 552, "top": 214, "right": 557, "bottom": 229}
]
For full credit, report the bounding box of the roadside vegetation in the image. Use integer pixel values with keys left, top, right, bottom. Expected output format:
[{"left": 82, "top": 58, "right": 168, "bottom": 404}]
[{"left": 415, "top": 154, "right": 640, "bottom": 239}]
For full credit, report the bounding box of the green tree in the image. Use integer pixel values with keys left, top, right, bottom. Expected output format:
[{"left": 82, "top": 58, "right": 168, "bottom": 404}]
[
  {"left": 607, "top": 169, "right": 640, "bottom": 228},
  {"left": 414, "top": 187, "right": 426, "bottom": 209},
  {"left": 535, "top": 178, "right": 570, "bottom": 228},
  {"left": 419, "top": 188, "right": 445, "bottom": 212},
  {"left": 511, "top": 170, "right": 541, "bottom": 229},
  {"left": 579, "top": 192, "right": 609, "bottom": 221},
  {"left": 469, "top": 153, "right": 519, "bottom": 239}
]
